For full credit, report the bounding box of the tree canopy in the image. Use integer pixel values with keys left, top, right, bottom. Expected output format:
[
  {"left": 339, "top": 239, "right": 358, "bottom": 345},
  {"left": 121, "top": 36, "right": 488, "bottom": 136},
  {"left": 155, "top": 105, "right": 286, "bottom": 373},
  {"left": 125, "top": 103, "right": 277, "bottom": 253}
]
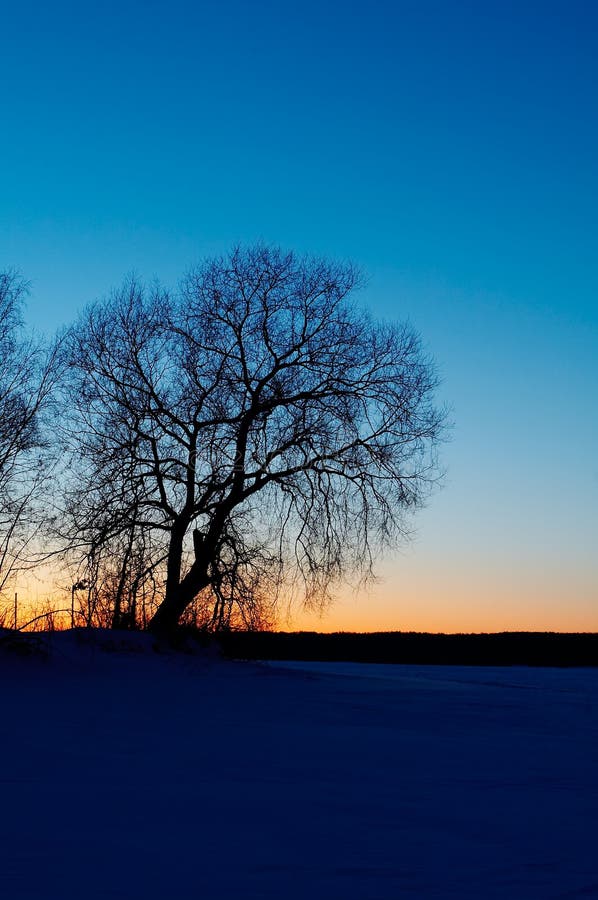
[
  {"left": 56, "top": 246, "right": 444, "bottom": 633},
  {"left": 0, "top": 272, "right": 56, "bottom": 600}
]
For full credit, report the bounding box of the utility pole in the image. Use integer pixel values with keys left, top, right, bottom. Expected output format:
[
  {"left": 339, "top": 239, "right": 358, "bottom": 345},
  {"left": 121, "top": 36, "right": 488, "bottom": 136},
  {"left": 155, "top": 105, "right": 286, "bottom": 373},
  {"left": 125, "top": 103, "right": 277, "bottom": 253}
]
[{"left": 14, "top": 592, "right": 17, "bottom": 630}]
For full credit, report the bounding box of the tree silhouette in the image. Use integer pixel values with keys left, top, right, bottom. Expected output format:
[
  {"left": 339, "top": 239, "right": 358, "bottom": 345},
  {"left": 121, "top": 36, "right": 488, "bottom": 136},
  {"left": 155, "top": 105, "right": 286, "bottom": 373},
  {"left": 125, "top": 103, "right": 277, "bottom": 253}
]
[
  {"left": 0, "top": 272, "right": 57, "bottom": 601},
  {"left": 60, "top": 246, "right": 444, "bottom": 633}
]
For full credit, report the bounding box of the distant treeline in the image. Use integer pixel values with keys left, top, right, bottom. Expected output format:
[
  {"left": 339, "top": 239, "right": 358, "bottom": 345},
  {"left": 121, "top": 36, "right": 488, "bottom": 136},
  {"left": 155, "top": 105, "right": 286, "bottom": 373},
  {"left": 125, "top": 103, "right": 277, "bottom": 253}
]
[{"left": 218, "top": 631, "right": 598, "bottom": 667}]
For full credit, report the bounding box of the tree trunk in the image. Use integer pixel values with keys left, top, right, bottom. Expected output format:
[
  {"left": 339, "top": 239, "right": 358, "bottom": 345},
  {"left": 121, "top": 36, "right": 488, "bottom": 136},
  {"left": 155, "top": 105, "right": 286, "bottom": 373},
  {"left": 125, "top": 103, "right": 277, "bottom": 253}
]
[
  {"left": 148, "top": 589, "right": 191, "bottom": 634},
  {"left": 148, "top": 569, "right": 211, "bottom": 633},
  {"left": 148, "top": 525, "right": 212, "bottom": 634},
  {"left": 111, "top": 529, "right": 134, "bottom": 629}
]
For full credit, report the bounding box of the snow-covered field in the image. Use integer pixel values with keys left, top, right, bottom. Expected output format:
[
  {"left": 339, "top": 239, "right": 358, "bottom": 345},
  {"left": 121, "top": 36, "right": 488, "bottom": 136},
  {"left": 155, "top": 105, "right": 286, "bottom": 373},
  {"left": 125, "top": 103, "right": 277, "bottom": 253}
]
[{"left": 2, "top": 631, "right": 597, "bottom": 899}]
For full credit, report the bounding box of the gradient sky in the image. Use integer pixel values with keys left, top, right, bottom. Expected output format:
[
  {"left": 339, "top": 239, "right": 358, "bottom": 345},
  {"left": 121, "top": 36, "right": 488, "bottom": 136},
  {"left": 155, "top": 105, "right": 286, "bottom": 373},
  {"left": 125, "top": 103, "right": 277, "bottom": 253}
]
[{"left": 2, "top": 0, "right": 597, "bottom": 631}]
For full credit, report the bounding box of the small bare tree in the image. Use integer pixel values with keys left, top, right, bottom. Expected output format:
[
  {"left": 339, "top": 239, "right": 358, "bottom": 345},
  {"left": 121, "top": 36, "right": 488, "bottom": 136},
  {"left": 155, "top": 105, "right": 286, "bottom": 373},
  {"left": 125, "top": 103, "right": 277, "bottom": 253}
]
[
  {"left": 0, "top": 272, "right": 58, "bottom": 604},
  {"left": 60, "top": 246, "right": 445, "bottom": 633}
]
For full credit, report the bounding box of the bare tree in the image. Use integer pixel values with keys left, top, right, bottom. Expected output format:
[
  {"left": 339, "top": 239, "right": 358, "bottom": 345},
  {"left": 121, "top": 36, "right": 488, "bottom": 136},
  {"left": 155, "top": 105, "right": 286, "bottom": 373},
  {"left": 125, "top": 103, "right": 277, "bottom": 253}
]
[
  {"left": 66, "top": 497, "right": 165, "bottom": 630},
  {"left": 60, "top": 246, "right": 444, "bottom": 634},
  {"left": 0, "top": 272, "right": 58, "bottom": 602}
]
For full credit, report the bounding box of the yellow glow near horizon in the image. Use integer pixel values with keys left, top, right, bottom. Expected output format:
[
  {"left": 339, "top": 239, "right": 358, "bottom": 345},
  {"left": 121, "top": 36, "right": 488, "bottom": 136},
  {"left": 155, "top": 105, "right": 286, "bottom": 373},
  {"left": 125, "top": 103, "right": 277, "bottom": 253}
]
[
  {"left": 7, "top": 555, "right": 598, "bottom": 634},
  {"left": 286, "top": 564, "right": 598, "bottom": 634}
]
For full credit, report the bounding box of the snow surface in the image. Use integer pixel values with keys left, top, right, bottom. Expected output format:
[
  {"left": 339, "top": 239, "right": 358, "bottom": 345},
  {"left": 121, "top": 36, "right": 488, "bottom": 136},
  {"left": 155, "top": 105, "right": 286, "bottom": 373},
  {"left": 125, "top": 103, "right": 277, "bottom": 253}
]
[{"left": 1, "top": 632, "right": 598, "bottom": 899}]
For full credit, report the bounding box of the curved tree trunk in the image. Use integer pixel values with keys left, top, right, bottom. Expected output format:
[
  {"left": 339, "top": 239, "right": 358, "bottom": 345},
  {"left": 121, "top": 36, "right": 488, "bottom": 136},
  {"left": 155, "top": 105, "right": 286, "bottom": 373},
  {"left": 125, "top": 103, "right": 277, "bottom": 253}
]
[{"left": 148, "top": 527, "right": 211, "bottom": 634}]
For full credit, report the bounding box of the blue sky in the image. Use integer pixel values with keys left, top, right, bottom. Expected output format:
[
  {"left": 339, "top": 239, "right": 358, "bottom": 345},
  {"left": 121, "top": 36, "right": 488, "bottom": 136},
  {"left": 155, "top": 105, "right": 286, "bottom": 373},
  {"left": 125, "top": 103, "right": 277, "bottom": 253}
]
[{"left": 2, "top": 0, "right": 597, "bottom": 629}]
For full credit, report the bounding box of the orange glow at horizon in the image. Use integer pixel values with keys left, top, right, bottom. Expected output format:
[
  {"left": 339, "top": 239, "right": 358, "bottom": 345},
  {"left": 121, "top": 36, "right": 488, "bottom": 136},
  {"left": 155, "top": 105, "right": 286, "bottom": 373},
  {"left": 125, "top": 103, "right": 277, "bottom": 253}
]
[
  {"left": 8, "top": 557, "right": 598, "bottom": 635},
  {"left": 285, "top": 563, "right": 598, "bottom": 634}
]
